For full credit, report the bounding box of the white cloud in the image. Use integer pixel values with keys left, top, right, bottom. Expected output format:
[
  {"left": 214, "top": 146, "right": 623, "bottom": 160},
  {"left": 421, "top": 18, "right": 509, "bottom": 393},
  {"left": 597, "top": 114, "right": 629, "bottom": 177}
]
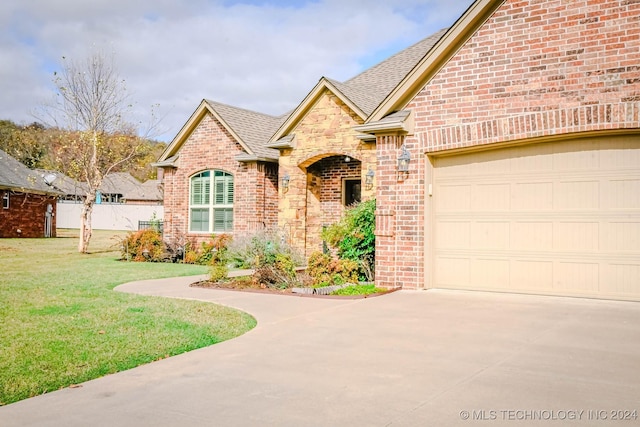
[{"left": 0, "top": 0, "right": 474, "bottom": 141}]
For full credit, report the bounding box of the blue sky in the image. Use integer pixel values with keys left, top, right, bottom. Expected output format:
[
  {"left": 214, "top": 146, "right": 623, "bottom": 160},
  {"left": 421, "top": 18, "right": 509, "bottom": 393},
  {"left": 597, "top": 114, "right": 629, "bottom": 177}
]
[{"left": 0, "top": 0, "right": 474, "bottom": 142}]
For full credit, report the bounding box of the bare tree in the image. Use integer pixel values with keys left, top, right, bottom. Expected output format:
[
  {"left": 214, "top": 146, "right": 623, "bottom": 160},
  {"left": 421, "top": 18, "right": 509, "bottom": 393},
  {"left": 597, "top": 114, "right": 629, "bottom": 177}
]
[{"left": 39, "top": 51, "right": 149, "bottom": 253}]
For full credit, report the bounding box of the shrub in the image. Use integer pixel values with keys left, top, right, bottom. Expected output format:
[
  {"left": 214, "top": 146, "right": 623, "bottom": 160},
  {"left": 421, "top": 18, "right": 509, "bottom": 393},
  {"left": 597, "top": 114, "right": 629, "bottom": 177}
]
[
  {"left": 227, "top": 229, "right": 302, "bottom": 269},
  {"left": 209, "top": 264, "right": 229, "bottom": 283},
  {"left": 227, "top": 229, "right": 303, "bottom": 289},
  {"left": 120, "top": 229, "right": 165, "bottom": 262},
  {"left": 306, "top": 251, "right": 360, "bottom": 287},
  {"left": 183, "top": 234, "right": 232, "bottom": 265},
  {"left": 321, "top": 199, "right": 376, "bottom": 280}
]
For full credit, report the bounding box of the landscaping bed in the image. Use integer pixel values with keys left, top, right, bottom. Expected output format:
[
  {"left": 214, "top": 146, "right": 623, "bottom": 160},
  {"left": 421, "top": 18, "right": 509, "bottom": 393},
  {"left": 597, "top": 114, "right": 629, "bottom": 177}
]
[{"left": 191, "top": 276, "right": 396, "bottom": 299}]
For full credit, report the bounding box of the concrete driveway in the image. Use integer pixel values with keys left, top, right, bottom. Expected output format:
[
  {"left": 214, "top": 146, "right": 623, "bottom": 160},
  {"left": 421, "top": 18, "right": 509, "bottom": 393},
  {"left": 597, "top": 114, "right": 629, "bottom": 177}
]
[{"left": 1, "top": 276, "right": 639, "bottom": 426}]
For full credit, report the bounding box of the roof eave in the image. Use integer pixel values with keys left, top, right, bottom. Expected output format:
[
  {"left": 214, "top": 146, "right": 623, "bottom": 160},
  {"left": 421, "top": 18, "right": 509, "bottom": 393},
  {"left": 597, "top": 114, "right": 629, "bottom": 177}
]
[
  {"left": 265, "top": 134, "right": 295, "bottom": 149},
  {"left": 234, "top": 154, "right": 279, "bottom": 163}
]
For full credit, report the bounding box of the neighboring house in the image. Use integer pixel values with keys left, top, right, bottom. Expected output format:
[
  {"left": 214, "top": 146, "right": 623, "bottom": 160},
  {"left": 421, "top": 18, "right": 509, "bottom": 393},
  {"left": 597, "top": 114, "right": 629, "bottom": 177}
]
[
  {"left": 158, "top": 0, "right": 640, "bottom": 301},
  {"left": 123, "top": 179, "right": 163, "bottom": 205},
  {"left": 36, "top": 170, "right": 164, "bottom": 230},
  {"left": 0, "top": 149, "right": 61, "bottom": 238}
]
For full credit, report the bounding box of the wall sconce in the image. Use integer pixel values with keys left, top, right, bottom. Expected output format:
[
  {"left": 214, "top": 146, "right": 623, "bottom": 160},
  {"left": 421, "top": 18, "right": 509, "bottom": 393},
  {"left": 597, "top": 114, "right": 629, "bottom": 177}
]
[
  {"left": 397, "top": 143, "right": 411, "bottom": 174},
  {"left": 344, "top": 155, "right": 351, "bottom": 162},
  {"left": 281, "top": 173, "right": 290, "bottom": 192},
  {"left": 365, "top": 167, "right": 375, "bottom": 190}
]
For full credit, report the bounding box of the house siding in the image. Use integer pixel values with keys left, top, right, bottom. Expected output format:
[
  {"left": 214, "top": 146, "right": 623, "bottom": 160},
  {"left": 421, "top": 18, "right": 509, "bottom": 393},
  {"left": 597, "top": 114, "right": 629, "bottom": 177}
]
[
  {"left": 0, "top": 191, "right": 57, "bottom": 238},
  {"left": 161, "top": 113, "right": 278, "bottom": 247},
  {"left": 375, "top": 0, "right": 640, "bottom": 289}
]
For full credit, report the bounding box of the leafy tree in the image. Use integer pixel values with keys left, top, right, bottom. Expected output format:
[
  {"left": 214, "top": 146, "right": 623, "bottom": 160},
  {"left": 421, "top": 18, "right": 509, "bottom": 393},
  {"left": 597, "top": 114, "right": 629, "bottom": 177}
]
[
  {"left": 36, "top": 51, "right": 155, "bottom": 253},
  {"left": 0, "top": 120, "right": 48, "bottom": 169}
]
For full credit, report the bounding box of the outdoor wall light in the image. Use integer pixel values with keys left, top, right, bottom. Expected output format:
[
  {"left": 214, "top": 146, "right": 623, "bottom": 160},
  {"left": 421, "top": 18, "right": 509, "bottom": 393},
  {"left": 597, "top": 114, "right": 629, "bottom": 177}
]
[
  {"left": 365, "top": 167, "right": 375, "bottom": 189},
  {"left": 281, "top": 173, "right": 290, "bottom": 192},
  {"left": 397, "top": 143, "right": 411, "bottom": 174},
  {"left": 344, "top": 155, "right": 351, "bottom": 162}
]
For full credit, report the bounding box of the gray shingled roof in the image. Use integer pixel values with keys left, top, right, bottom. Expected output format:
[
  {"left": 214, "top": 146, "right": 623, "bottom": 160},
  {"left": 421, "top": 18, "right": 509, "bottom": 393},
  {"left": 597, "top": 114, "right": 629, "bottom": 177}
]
[
  {"left": 0, "top": 149, "right": 61, "bottom": 195},
  {"left": 100, "top": 172, "right": 141, "bottom": 195},
  {"left": 204, "top": 100, "right": 287, "bottom": 160},
  {"left": 339, "top": 28, "right": 448, "bottom": 116},
  {"left": 36, "top": 169, "right": 87, "bottom": 197},
  {"left": 124, "top": 179, "right": 163, "bottom": 202}
]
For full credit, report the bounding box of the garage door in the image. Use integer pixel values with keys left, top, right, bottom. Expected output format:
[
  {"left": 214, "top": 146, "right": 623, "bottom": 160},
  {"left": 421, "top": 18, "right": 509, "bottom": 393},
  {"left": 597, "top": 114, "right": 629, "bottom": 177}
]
[{"left": 431, "top": 134, "right": 640, "bottom": 301}]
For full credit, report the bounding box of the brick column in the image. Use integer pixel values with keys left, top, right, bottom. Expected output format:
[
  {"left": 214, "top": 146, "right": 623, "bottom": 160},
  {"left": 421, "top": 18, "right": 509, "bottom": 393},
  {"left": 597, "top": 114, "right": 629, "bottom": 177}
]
[
  {"left": 374, "top": 134, "right": 401, "bottom": 288},
  {"left": 375, "top": 133, "right": 426, "bottom": 289}
]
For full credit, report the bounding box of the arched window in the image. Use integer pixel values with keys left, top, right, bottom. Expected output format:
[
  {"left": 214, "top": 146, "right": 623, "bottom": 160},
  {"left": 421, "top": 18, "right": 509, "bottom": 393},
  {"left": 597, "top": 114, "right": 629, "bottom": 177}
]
[{"left": 189, "top": 170, "right": 233, "bottom": 233}]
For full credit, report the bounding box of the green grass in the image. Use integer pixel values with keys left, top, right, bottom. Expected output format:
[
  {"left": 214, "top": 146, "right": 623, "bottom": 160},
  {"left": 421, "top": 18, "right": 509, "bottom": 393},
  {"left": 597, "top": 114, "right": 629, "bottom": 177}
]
[
  {"left": 0, "top": 229, "right": 256, "bottom": 406},
  {"left": 331, "top": 283, "right": 387, "bottom": 296}
]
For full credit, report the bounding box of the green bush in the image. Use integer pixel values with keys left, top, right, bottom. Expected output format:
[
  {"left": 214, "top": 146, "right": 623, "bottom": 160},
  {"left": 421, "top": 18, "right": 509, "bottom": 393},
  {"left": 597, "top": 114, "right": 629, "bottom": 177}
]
[
  {"left": 209, "top": 264, "right": 229, "bottom": 282},
  {"left": 120, "top": 229, "right": 165, "bottom": 262},
  {"left": 321, "top": 199, "right": 375, "bottom": 280}
]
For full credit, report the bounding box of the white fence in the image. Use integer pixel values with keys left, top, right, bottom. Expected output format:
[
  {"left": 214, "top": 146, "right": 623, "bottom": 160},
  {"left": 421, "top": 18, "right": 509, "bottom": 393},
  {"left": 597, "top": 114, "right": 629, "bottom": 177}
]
[{"left": 56, "top": 202, "right": 164, "bottom": 231}]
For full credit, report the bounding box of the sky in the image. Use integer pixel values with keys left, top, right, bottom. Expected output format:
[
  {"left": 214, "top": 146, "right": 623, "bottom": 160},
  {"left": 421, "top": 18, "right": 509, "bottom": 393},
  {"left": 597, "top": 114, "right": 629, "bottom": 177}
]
[{"left": 0, "top": 0, "right": 474, "bottom": 142}]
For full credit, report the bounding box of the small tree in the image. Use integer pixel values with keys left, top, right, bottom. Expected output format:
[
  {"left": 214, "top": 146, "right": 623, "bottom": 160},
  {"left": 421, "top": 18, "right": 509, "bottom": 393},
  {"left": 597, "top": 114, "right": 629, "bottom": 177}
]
[{"left": 37, "top": 51, "right": 152, "bottom": 253}]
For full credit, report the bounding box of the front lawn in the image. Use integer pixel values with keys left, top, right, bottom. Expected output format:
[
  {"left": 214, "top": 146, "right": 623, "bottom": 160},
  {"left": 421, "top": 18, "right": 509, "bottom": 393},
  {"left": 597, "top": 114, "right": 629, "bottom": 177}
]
[{"left": 0, "top": 229, "right": 256, "bottom": 406}]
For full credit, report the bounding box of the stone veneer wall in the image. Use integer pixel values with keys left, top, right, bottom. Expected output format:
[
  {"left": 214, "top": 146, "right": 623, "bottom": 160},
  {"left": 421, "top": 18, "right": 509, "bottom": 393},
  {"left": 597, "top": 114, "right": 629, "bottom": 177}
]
[
  {"left": 278, "top": 89, "right": 376, "bottom": 257},
  {"left": 161, "top": 113, "right": 278, "bottom": 247},
  {"left": 375, "top": 0, "right": 640, "bottom": 289}
]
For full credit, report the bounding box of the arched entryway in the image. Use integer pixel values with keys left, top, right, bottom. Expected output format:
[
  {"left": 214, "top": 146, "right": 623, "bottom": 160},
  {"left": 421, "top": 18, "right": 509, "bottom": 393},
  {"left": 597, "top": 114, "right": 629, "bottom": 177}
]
[{"left": 303, "top": 154, "right": 362, "bottom": 255}]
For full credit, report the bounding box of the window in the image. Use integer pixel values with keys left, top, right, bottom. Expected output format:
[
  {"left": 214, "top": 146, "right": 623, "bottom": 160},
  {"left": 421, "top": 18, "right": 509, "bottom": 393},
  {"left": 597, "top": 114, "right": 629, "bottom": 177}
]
[
  {"left": 189, "top": 170, "right": 234, "bottom": 232},
  {"left": 2, "top": 192, "right": 8, "bottom": 209}
]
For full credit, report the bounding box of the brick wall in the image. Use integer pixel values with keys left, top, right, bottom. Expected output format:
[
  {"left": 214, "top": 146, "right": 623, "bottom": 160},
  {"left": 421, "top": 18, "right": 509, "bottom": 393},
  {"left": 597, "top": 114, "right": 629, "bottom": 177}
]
[
  {"left": 0, "top": 190, "right": 57, "bottom": 238},
  {"left": 305, "top": 155, "right": 362, "bottom": 254},
  {"left": 417, "top": 0, "right": 640, "bottom": 151},
  {"left": 161, "top": 113, "right": 278, "bottom": 247},
  {"left": 375, "top": 0, "right": 640, "bottom": 289},
  {"left": 279, "top": 89, "right": 376, "bottom": 257}
]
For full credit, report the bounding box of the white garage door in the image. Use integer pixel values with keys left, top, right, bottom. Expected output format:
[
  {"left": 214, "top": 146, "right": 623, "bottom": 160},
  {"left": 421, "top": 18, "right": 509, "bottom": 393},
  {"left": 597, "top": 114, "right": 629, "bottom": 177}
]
[{"left": 431, "top": 134, "right": 640, "bottom": 301}]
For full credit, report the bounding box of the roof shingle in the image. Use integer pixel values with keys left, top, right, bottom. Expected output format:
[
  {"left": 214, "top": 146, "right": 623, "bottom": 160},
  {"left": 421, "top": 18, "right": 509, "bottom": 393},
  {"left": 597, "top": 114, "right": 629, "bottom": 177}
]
[{"left": 0, "top": 149, "right": 61, "bottom": 195}]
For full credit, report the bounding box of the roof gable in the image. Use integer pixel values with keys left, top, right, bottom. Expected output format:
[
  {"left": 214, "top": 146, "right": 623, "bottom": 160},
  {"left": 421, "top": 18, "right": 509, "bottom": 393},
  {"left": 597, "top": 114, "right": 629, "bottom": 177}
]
[
  {"left": 159, "top": 100, "right": 284, "bottom": 163},
  {"left": 369, "top": 0, "right": 501, "bottom": 122},
  {"left": 270, "top": 78, "right": 367, "bottom": 142},
  {"left": 270, "top": 29, "right": 448, "bottom": 142}
]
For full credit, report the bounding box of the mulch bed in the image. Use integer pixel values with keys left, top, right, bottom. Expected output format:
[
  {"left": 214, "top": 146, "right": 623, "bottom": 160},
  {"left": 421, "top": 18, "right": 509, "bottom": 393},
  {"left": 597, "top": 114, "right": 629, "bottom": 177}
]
[{"left": 190, "top": 278, "right": 398, "bottom": 299}]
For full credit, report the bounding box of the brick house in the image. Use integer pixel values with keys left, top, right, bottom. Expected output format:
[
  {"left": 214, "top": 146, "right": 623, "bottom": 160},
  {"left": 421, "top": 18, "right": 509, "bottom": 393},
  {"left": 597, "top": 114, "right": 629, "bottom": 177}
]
[
  {"left": 158, "top": 0, "right": 639, "bottom": 301},
  {"left": 0, "top": 149, "right": 61, "bottom": 238}
]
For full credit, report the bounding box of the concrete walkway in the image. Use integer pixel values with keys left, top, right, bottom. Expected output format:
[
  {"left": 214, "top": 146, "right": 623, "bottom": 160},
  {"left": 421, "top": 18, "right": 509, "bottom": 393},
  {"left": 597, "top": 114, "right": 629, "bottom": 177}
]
[{"left": 1, "top": 276, "right": 639, "bottom": 426}]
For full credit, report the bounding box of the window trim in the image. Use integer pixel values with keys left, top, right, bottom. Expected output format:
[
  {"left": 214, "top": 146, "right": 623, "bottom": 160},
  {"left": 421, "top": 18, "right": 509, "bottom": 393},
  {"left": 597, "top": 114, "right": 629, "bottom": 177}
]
[
  {"left": 188, "top": 170, "right": 234, "bottom": 233},
  {"left": 2, "top": 192, "right": 9, "bottom": 209}
]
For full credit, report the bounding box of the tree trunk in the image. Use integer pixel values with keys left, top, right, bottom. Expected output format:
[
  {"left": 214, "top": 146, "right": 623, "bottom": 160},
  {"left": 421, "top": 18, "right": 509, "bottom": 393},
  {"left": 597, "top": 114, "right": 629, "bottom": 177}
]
[{"left": 78, "top": 197, "right": 95, "bottom": 253}]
